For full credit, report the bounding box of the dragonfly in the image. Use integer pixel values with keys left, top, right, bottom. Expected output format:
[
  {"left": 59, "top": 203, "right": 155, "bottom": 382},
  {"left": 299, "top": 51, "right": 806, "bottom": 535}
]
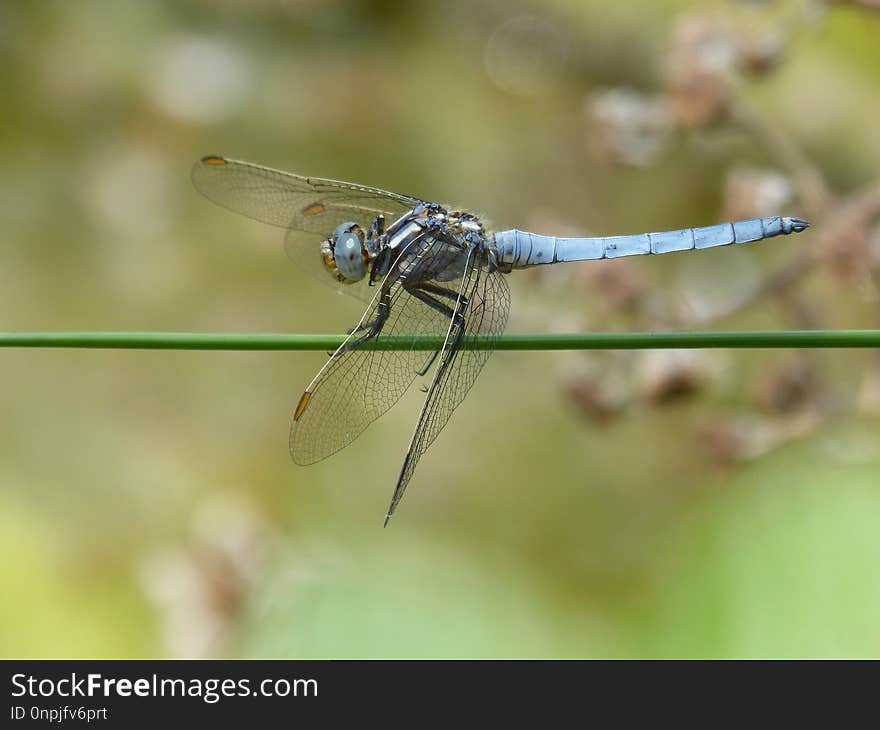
[{"left": 191, "top": 155, "right": 809, "bottom": 525}]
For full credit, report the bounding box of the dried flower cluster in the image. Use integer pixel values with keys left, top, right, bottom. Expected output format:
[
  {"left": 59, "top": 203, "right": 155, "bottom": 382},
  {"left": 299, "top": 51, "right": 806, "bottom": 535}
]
[{"left": 566, "top": 2, "right": 880, "bottom": 465}]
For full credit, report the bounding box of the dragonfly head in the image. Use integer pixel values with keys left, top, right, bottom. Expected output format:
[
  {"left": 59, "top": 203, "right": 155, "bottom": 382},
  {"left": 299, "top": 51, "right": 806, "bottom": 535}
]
[{"left": 321, "top": 222, "right": 370, "bottom": 284}]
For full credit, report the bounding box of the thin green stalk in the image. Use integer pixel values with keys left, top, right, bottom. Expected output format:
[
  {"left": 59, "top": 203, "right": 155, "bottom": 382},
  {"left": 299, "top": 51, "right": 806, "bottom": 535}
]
[{"left": 0, "top": 331, "right": 879, "bottom": 351}]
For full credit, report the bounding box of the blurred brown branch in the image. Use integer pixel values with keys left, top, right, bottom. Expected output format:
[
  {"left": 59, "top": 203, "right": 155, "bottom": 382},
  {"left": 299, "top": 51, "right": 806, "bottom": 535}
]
[{"left": 568, "top": 2, "right": 880, "bottom": 465}]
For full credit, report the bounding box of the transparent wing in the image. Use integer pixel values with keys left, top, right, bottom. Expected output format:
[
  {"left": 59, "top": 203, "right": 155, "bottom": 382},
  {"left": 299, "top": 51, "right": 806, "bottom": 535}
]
[
  {"left": 191, "top": 155, "right": 420, "bottom": 231},
  {"left": 385, "top": 254, "right": 511, "bottom": 523},
  {"left": 191, "top": 155, "right": 421, "bottom": 302},
  {"left": 289, "top": 235, "right": 474, "bottom": 465}
]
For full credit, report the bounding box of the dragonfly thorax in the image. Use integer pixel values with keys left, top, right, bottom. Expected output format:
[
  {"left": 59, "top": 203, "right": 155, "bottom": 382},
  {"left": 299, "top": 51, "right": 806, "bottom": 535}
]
[
  {"left": 320, "top": 204, "right": 489, "bottom": 287},
  {"left": 321, "top": 221, "right": 371, "bottom": 284}
]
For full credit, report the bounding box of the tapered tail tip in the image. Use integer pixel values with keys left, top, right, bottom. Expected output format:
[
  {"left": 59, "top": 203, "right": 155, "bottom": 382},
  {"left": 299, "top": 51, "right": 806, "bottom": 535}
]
[
  {"left": 383, "top": 512, "right": 392, "bottom": 528},
  {"left": 785, "top": 217, "right": 810, "bottom": 233}
]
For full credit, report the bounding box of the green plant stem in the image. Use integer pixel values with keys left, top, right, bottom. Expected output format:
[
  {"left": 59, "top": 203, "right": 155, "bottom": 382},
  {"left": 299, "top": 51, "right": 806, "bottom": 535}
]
[{"left": 1, "top": 331, "right": 879, "bottom": 351}]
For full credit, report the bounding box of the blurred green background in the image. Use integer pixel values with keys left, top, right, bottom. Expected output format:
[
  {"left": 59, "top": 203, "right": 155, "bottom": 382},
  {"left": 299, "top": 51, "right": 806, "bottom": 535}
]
[{"left": 2, "top": 0, "right": 880, "bottom": 658}]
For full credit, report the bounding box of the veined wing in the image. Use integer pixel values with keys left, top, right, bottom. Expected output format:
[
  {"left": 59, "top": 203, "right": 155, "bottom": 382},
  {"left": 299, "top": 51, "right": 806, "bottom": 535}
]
[
  {"left": 191, "top": 156, "right": 421, "bottom": 302},
  {"left": 191, "top": 156, "right": 420, "bottom": 232},
  {"left": 384, "top": 251, "right": 510, "bottom": 524},
  {"left": 289, "top": 235, "right": 472, "bottom": 465}
]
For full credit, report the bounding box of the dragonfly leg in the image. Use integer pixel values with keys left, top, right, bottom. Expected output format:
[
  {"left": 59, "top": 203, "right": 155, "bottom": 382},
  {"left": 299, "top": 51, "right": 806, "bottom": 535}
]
[
  {"left": 406, "top": 286, "right": 455, "bottom": 319},
  {"left": 421, "top": 306, "right": 466, "bottom": 376},
  {"left": 417, "top": 350, "right": 441, "bottom": 377},
  {"left": 421, "top": 282, "right": 469, "bottom": 326},
  {"left": 340, "top": 288, "right": 393, "bottom": 353},
  {"left": 405, "top": 283, "right": 472, "bottom": 376},
  {"left": 403, "top": 286, "right": 452, "bottom": 376},
  {"left": 416, "top": 281, "right": 469, "bottom": 305},
  {"left": 420, "top": 282, "right": 470, "bottom": 358}
]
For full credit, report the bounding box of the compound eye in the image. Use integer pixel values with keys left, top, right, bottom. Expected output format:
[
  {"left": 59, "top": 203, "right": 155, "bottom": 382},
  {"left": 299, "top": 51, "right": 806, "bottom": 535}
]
[{"left": 332, "top": 223, "right": 367, "bottom": 282}]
